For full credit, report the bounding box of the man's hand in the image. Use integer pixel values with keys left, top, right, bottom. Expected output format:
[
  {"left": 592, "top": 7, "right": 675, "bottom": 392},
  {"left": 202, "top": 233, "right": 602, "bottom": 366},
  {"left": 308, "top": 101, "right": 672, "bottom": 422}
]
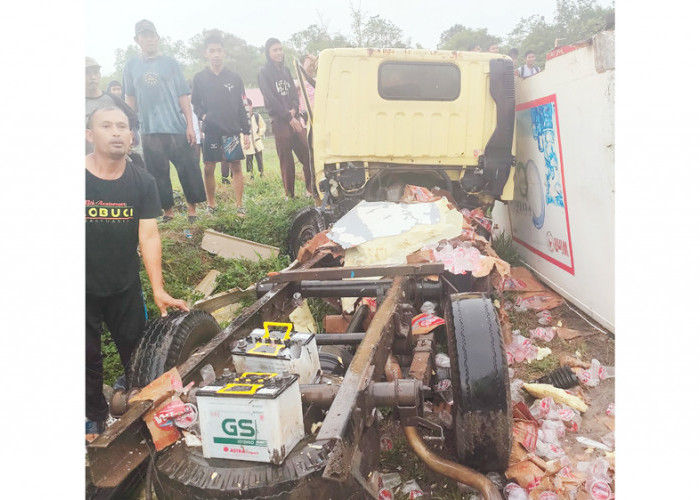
[
  {"left": 243, "top": 134, "right": 251, "bottom": 150},
  {"left": 186, "top": 125, "right": 196, "bottom": 146},
  {"left": 289, "top": 117, "right": 303, "bottom": 134},
  {"left": 153, "top": 289, "right": 189, "bottom": 317}
]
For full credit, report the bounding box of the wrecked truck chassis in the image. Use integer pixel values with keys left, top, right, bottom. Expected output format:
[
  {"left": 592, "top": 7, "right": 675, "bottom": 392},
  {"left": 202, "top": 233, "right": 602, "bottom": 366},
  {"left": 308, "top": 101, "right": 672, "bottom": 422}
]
[{"left": 87, "top": 256, "right": 508, "bottom": 499}]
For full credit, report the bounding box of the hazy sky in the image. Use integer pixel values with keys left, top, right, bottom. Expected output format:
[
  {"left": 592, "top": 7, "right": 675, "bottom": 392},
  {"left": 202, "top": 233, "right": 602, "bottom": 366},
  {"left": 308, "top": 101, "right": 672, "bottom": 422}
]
[{"left": 87, "top": 0, "right": 614, "bottom": 74}]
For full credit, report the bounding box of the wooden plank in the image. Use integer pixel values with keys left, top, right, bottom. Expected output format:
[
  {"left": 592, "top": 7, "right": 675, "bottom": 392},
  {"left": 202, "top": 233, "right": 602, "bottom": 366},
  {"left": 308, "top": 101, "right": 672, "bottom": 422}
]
[
  {"left": 194, "top": 270, "right": 221, "bottom": 298},
  {"left": 192, "top": 285, "right": 256, "bottom": 313},
  {"left": 200, "top": 229, "right": 279, "bottom": 260},
  {"left": 265, "top": 262, "right": 444, "bottom": 283}
]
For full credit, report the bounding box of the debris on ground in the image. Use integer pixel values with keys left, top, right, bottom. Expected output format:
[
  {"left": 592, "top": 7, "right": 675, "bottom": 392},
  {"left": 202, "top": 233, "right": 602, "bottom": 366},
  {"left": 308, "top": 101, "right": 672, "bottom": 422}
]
[{"left": 200, "top": 228, "right": 279, "bottom": 259}]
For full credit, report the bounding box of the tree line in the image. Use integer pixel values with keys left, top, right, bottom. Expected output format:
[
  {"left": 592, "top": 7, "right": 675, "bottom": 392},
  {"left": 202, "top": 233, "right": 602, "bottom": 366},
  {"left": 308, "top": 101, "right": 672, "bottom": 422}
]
[{"left": 100, "top": 0, "right": 613, "bottom": 89}]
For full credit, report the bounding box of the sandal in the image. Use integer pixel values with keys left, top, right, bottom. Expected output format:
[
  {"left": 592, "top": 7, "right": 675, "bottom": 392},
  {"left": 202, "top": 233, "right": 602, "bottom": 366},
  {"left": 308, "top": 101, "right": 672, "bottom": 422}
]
[
  {"left": 160, "top": 215, "right": 173, "bottom": 223},
  {"left": 236, "top": 207, "right": 247, "bottom": 217},
  {"left": 188, "top": 215, "right": 198, "bottom": 223}
]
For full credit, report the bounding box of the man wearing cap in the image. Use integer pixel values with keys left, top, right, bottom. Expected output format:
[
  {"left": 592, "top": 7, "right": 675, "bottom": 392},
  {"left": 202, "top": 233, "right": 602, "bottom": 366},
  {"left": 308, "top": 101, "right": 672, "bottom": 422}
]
[
  {"left": 123, "top": 19, "right": 206, "bottom": 223},
  {"left": 85, "top": 57, "right": 145, "bottom": 168},
  {"left": 257, "top": 38, "right": 313, "bottom": 199}
]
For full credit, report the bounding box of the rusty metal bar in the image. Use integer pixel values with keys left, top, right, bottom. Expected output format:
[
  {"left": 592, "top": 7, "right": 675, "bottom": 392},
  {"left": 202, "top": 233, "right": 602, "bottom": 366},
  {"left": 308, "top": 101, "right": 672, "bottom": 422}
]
[
  {"left": 265, "top": 263, "right": 444, "bottom": 282},
  {"left": 87, "top": 253, "right": 326, "bottom": 488},
  {"left": 87, "top": 400, "right": 153, "bottom": 488},
  {"left": 409, "top": 333, "right": 434, "bottom": 386},
  {"left": 319, "top": 277, "right": 405, "bottom": 482}
]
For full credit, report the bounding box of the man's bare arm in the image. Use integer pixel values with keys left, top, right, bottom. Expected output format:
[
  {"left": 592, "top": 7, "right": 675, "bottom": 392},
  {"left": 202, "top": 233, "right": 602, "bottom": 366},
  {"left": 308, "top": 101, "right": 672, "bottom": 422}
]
[
  {"left": 139, "top": 218, "right": 189, "bottom": 317},
  {"left": 178, "top": 94, "right": 196, "bottom": 146}
]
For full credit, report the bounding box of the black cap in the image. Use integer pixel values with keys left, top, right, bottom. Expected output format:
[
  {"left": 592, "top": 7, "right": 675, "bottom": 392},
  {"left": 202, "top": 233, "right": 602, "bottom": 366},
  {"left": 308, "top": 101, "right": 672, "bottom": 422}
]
[{"left": 135, "top": 19, "right": 158, "bottom": 36}]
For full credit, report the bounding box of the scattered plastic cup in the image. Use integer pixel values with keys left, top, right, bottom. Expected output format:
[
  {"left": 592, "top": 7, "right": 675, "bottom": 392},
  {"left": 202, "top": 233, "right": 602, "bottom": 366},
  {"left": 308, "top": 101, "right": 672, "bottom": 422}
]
[{"left": 503, "top": 482, "right": 528, "bottom": 500}]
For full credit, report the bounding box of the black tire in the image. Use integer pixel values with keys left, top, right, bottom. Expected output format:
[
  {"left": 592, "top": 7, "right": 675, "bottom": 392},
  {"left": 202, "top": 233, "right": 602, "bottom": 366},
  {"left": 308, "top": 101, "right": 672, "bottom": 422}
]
[
  {"left": 150, "top": 438, "right": 354, "bottom": 500},
  {"left": 127, "top": 310, "right": 220, "bottom": 388},
  {"left": 445, "top": 294, "right": 512, "bottom": 472},
  {"left": 287, "top": 207, "right": 327, "bottom": 260}
]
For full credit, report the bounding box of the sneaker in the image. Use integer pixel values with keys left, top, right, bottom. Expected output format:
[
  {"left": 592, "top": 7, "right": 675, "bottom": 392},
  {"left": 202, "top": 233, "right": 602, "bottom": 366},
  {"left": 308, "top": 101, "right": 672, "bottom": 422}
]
[{"left": 221, "top": 177, "right": 230, "bottom": 185}]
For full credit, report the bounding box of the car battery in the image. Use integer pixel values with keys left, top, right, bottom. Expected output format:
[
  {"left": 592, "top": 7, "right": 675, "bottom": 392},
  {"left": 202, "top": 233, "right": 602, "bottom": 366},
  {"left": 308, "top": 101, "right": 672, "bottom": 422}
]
[
  {"left": 196, "top": 372, "right": 304, "bottom": 463},
  {"left": 231, "top": 322, "right": 321, "bottom": 384}
]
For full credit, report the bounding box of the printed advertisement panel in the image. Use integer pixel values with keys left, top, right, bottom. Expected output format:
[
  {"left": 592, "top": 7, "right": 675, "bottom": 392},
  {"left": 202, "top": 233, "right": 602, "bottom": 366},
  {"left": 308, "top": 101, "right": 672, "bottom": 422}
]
[{"left": 509, "top": 94, "right": 574, "bottom": 275}]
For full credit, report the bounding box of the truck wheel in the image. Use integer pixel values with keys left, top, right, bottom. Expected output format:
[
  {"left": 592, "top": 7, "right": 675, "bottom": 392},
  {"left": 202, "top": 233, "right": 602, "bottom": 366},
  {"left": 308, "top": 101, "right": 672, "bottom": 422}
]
[
  {"left": 287, "top": 207, "right": 327, "bottom": 260},
  {"left": 150, "top": 439, "right": 351, "bottom": 500},
  {"left": 445, "top": 294, "right": 512, "bottom": 472},
  {"left": 127, "top": 310, "right": 220, "bottom": 388}
]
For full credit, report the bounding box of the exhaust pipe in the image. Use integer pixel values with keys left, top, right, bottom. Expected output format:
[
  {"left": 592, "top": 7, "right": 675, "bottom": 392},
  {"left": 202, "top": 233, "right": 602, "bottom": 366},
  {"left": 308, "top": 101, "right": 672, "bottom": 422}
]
[{"left": 384, "top": 355, "right": 503, "bottom": 500}]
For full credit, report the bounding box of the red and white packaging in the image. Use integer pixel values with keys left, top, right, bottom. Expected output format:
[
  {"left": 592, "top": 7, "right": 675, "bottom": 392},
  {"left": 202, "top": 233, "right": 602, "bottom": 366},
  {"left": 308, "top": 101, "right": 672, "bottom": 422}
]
[
  {"left": 503, "top": 483, "right": 528, "bottom": 500},
  {"left": 529, "top": 327, "right": 555, "bottom": 342},
  {"left": 400, "top": 480, "right": 424, "bottom": 499},
  {"left": 380, "top": 435, "right": 393, "bottom": 452},
  {"left": 377, "top": 488, "right": 393, "bottom": 500},
  {"left": 411, "top": 312, "right": 446, "bottom": 335},
  {"left": 153, "top": 399, "right": 191, "bottom": 429},
  {"left": 605, "top": 403, "right": 615, "bottom": 417},
  {"left": 174, "top": 403, "right": 198, "bottom": 428},
  {"left": 586, "top": 479, "right": 613, "bottom": 499},
  {"left": 538, "top": 492, "right": 559, "bottom": 500},
  {"left": 536, "top": 310, "right": 553, "bottom": 325}
]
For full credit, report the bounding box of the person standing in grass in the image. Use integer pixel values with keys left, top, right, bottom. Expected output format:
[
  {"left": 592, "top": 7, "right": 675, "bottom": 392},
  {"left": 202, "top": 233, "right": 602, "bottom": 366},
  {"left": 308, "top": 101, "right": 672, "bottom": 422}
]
[
  {"left": 258, "top": 37, "right": 313, "bottom": 199},
  {"left": 191, "top": 33, "right": 251, "bottom": 215},
  {"left": 123, "top": 19, "right": 206, "bottom": 223},
  {"left": 243, "top": 97, "right": 266, "bottom": 179},
  {"left": 85, "top": 106, "right": 189, "bottom": 440}
]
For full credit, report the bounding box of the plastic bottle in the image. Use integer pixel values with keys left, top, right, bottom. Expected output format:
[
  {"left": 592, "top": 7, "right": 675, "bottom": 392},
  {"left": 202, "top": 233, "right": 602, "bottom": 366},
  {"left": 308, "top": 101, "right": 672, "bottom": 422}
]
[
  {"left": 292, "top": 292, "right": 303, "bottom": 308},
  {"left": 434, "top": 352, "right": 450, "bottom": 380}
]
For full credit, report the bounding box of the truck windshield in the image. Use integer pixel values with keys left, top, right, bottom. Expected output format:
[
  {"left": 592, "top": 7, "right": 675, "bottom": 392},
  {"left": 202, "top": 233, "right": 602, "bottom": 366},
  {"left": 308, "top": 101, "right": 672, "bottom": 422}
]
[{"left": 378, "top": 61, "right": 460, "bottom": 101}]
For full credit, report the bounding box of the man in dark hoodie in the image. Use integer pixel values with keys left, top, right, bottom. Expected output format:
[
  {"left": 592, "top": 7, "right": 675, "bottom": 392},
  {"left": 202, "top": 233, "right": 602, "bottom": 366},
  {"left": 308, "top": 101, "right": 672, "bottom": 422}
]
[{"left": 257, "top": 38, "right": 313, "bottom": 199}]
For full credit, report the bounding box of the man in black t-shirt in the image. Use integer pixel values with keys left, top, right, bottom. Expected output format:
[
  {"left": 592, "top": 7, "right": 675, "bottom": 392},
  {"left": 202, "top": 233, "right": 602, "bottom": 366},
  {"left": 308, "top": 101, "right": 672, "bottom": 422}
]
[{"left": 85, "top": 106, "right": 189, "bottom": 439}]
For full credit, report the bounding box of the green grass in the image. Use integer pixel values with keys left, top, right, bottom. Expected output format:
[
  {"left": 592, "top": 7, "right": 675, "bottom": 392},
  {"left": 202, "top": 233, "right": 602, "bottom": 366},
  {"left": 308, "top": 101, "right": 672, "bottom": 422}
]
[
  {"left": 379, "top": 433, "right": 476, "bottom": 499},
  {"left": 491, "top": 231, "right": 522, "bottom": 266}
]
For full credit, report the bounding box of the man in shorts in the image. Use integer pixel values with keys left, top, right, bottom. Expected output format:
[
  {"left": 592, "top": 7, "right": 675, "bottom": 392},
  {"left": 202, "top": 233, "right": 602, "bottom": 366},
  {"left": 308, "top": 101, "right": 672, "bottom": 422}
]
[
  {"left": 123, "top": 19, "right": 206, "bottom": 223},
  {"left": 85, "top": 106, "right": 188, "bottom": 439},
  {"left": 191, "top": 33, "right": 250, "bottom": 214}
]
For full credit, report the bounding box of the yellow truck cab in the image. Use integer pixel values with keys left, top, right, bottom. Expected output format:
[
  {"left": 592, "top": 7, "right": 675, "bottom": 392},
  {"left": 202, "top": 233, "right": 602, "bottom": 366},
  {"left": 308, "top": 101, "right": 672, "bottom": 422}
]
[{"left": 290, "top": 48, "right": 516, "bottom": 256}]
